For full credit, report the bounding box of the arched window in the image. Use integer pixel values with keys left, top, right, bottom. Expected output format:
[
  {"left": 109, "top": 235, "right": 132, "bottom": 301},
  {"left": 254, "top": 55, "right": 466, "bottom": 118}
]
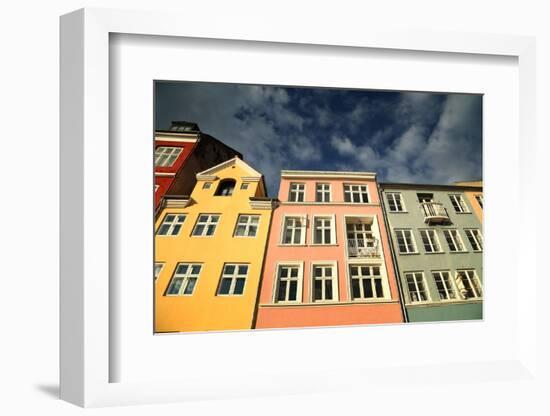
[{"left": 215, "top": 179, "right": 236, "bottom": 196}]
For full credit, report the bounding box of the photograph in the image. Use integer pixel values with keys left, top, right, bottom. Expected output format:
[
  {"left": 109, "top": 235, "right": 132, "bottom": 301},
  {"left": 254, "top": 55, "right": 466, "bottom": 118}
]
[{"left": 153, "top": 81, "right": 483, "bottom": 333}]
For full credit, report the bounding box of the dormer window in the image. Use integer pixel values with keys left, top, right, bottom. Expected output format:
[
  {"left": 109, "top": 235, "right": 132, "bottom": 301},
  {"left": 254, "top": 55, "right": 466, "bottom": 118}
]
[{"left": 215, "top": 179, "right": 236, "bottom": 196}]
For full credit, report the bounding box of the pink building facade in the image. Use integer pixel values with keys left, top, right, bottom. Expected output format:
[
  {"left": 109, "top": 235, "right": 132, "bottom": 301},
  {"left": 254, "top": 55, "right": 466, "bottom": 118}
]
[{"left": 255, "top": 171, "right": 404, "bottom": 329}]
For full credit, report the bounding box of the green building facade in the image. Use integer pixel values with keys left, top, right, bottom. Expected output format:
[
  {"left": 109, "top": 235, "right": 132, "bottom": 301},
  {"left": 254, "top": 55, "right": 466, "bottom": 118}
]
[{"left": 379, "top": 183, "right": 483, "bottom": 323}]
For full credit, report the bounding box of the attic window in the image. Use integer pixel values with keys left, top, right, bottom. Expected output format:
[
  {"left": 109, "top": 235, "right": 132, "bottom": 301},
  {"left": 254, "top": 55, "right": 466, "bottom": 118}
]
[
  {"left": 215, "top": 179, "right": 236, "bottom": 196},
  {"left": 241, "top": 183, "right": 249, "bottom": 190}
]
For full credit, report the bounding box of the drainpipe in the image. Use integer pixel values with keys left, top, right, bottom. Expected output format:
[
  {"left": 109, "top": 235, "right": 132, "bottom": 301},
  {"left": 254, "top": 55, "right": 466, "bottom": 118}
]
[{"left": 378, "top": 185, "right": 409, "bottom": 323}]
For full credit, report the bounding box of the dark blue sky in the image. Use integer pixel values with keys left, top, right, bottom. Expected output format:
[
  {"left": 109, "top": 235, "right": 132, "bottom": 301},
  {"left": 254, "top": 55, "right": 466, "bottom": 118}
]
[{"left": 155, "top": 82, "right": 482, "bottom": 196}]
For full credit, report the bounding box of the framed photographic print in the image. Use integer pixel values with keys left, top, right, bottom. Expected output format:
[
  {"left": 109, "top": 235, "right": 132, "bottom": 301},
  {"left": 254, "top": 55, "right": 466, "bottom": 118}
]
[{"left": 60, "top": 7, "right": 538, "bottom": 408}]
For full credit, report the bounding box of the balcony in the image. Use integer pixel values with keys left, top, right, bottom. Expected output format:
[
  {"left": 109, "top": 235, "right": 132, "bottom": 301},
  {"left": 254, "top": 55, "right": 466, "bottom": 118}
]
[
  {"left": 420, "top": 202, "right": 450, "bottom": 224},
  {"left": 347, "top": 239, "right": 380, "bottom": 258}
]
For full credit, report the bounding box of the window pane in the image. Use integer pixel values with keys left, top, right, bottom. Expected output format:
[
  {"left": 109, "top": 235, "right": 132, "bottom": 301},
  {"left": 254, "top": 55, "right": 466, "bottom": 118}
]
[
  {"left": 238, "top": 265, "right": 248, "bottom": 275},
  {"left": 193, "top": 224, "right": 205, "bottom": 235},
  {"left": 219, "top": 278, "right": 232, "bottom": 294},
  {"left": 277, "top": 281, "right": 287, "bottom": 301},
  {"left": 234, "top": 278, "right": 245, "bottom": 294},
  {"left": 167, "top": 278, "right": 183, "bottom": 294},
  {"left": 224, "top": 265, "right": 235, "bottom": 274},
  {"left": 374, "top": 279, "right": 383, "bottom": 297},
  {"left": 363, "top": 279, "right": 373, "bottom": 298},
  {"left": 158, "top": 224, "right": 170, "bottom": 235},
  {"left": 314, "top": 279, "right": 322, "bottom": 300},
  {"left": 184, "top": 277, "right": 197, "bottom": 294},
  {"left": 235, "top": 225, "right": 246, "bottom": 236},
  {"left": 279, "top": 267, "right": 288, "bottom": 278},
  {"left": 191, "top": 265, "right": 201, "bottom": 274},
  {"left": 288, "top": 281, "right": 298, "bottom": 301},
  {"left": 290, "top": 267, "right": 298, "bottom": 278},
  {"left": 176, "top": 264, "right": 189, "bottom": 274},
  {"left": 325, "top": 280, "right": 333, "bottom": 300}
]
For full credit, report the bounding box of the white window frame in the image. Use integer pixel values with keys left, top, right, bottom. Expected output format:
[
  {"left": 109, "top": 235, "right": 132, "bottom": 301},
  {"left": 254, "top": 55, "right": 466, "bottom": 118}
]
[
  {"left": 315, "top": 183, "right": 331, "bottom": 202},
  {"left": 273, "top": 262, "right": 304, "bottom": 303},
  {"left": 386, "top": 192, "right": 406, "bottom": 212},
  {"left": 234, "top": 214, "right": 260, "bottom": 237},
  {"left": 165, "top": 263, "right": 202, "bottom": 296},
  {"left": 475, "top": 194, "right": 483, "bottom": 209},
  {"left": 343, "top": 183, "right": 370, "bottom": 203},
  {"left": 419, "top": 229, "right": 443, "bottom": 253},
  {"left": 349, "top": 264, "right": 386, "bottom": 300},
  {"left": 288, "top": 182, "right": 306, "bottom": 202},
  {"left": 154, "top": 263, "right": 164, "bottom": 281},
  {"left": 443, "top": 229, "right": 467, "bottom": 252},
  {"left": 217, "top": 264, "right": 249, "bottom": 296},
  {"left": 395, "top": 229, "right": 418, "bottom": 254},
  {"left": 465, "top": 228, "right": 483, "bottom": 251},
  {"left": 156, "top": 213, "right": 186, "bottom": 236},
  {"left": 455, "top": 269, "right": 483, "bottom": 299},
  {"left": 311, "top": 214, "right": 336, "bottom": 245},
  {"left": 449, "top": 194, "right": 470, "bottom": 213},
  {"left": 154, "top": 146, "right": 182, "bottom": 167},
  {"left": 280, "top": 215, "right": 307, "bottom": 245},
  {"left": 432, "top": 270, "right": 457, "bottom": 301},
  {"left": 404, "top": 271, "right": 431, "bottom": 303},
  {"left": 191, "top": 214, "right": 220, "bottom": 237},
  {"left": 310, "top": 261, "right": 338, "bottom": 303}
]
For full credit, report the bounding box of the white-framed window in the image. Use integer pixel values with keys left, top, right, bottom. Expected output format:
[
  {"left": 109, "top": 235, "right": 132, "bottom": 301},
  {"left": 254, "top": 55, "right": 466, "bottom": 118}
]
[
  {"left": 191, "top": 214, "right": 220, "bottom": 236},
  {"left": 289, "top": 182, "right": 306, "bottom": 202},
  {"left": 449, "top": 194, "right": 469, "bottom": 213},
  {"left": 432, "top": 271, "right": 456, "bottom": 300},
  {"left": 475, "top": 194, "right": 483, "bottom": 209},
  {"left": 443, "top": 229, "right": 466, "bottom": 252},
  {"left": 234, "top": 214, "right": 260, "bottom": 237},
  {"left": 465, "top": 228, "right": 483, "bottom": 251},
  {"left": 419, "top": 229, "right": 442, "bottom": 253},
  {"left": 312, "top": 216, "right": 335, "bottom": 245},
  {"left": 154, "top": 263, "right": 164, "bottom": 281},
  {"left": 343, "top": 184, "right": 370, "bottom": 203},
  {"left": 240, "top": 182, "right": 249, "bottom": 190},
  {"left": 386, "top": 192, "right": 405, "bottom": 212},
  {"left": 165, "top": 263, "right": 201, "bottom": 295},
  {"left": 316, "top": 183, "right": 331, "bottom": 202},
  {"left": 395, "top": 229, "right": 417, "bottom": 254},
  {"left": 455, "top": 269, "right": 482, "bottom": 299},
  {"left": 154, "top": 146, "right": 182, "bottom": 167},
  {"left": 281, "top": 216, "right": 306, "bottom": 245},
  {"left": 275, "top": 264, "right": 303, "bottom": 303},
  {"left": 217, "top": 264, "right": 248, "bottom": 295},
  {"left": 156, "top": 213, "right": 186, "bottom": 236},
  {"left": 349, "top": 264, "right": 384, "bottom": 300},
  {"left": 405, "top": 272, "right": 430, "bottom": 303},
  {"left": 202, "top": 182, "right": 212, "bottom": 189},
  {"left": 311, "top": 263, "right": 338, "bottom": 302}
]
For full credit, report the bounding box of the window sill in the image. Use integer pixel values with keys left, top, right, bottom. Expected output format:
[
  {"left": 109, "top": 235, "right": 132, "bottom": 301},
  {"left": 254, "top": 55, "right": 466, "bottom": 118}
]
[
  {"left": 398, "top": 252, "right": 420, "bottom": 255},
  {"left": 405, "top": 298, "right": 482, "bottom": 307},
  {"left": 278, "top": 244, "right": 307, "bottom": 247}
]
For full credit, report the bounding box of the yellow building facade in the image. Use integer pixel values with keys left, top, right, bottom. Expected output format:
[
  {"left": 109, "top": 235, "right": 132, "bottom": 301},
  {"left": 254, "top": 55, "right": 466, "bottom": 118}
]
[
  {"left": 154, "top": 157, "right": 276, "bottom": 333},
  {"left": 455, "top": 180, "right": 483, "bottom": 222}
]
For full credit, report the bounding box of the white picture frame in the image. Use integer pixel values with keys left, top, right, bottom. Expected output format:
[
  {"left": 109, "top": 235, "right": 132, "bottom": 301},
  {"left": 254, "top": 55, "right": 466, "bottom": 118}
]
[{"left": 60, "top": 7, "right": 539, "bottom": 408}]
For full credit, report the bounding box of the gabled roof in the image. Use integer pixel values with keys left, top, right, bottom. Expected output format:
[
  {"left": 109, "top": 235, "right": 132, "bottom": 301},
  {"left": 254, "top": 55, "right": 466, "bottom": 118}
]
[{"left": 196, "top": 157, "right": 263, "bottom": 180}]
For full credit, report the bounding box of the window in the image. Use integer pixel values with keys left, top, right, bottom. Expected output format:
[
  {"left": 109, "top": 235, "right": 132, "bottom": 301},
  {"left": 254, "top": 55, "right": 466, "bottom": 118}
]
[
  {"left": 192, "top": 214, "right": 220, "bottom": 236},
  {"left": 156, "top": 214, "right": 186, "bottom": 236},
  {"left": 395, "top": 229, "right": 417, "bottom": 254},
  {"left": 154, "top": 263, "right": 164, "bottom": 281},
  {"left": 432, "top": 271, "right": 456, "bottom": 300},
  {"left": 449, "top": 194, "right": 469, "bottom": 213},
  {"left": 316, "top": 183, "right": 331, "bottom": 202},
  {"left": 155, "top": 184, "right": 159, "bottom": 192},
  {"left": 202, "top": 182, "right": 212, "bottom": 189},
  {"left": 234, "top": 215, "right": 260, "bottom": 237},
  {"left": 289, "top": 182, "right": 306, "bottom": 202},
  {"left": 417, "top": 193, "right": 434, "bottom": 203},
  {"left": 475, "top": 195, "right": 483, "bottom": 209},
  {"left": 275, "top": 265, "right": 302, "bottom": 302},
  {"left": 344, "top": 184, "right": 369, "bottom": 203},
  {"left": 240, "top": 182, "right": 249, "bottom": 190},
  {"left": 313, "top": 216, "right": 335, "bottom": 244},
  {"left": 155, "top": 146, "right": 182, "bottom": 167},
  {"left": 443, "top": 229, "right": 466, "bottom": 252},
  {"left": 419, "top": 229, "right": 442, "bottom": 253},
  {"left": 218, "top": 264, "right": 248, "bottom": 295},
  {"left": 386, "top": 192, "right": 405, "bottom": 212},
  {"left": 350, "top": 265, "right": 384, "bottom": 299},
  {"left": 215, "top": 179, "right": 236, "bottom": 196},
  {"left": 312, "top": 264, "right": 337, "bottom": 302},
  {"left": 405, "top": 272, "right": 429, "bottom": 303},
  {"left": 281, "top": 216, "right": 306, "bottom": 245},
  {"left": 346, "top": 221, "right": 377, "bottom": 257},
  {"left": 465, "top": 229, "right": 483, "bottom": 251},
  {"left": 165, "top": 264, "right": 201, "bottom": 295},
  {"left": 455, "top": 270, "right": 482, "bottom": 299}
]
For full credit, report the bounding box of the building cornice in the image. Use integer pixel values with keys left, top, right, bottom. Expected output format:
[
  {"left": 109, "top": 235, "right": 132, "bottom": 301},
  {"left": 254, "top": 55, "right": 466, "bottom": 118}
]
[{"left": 281, "top": 170, "right": 376, "bottom": 180}]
